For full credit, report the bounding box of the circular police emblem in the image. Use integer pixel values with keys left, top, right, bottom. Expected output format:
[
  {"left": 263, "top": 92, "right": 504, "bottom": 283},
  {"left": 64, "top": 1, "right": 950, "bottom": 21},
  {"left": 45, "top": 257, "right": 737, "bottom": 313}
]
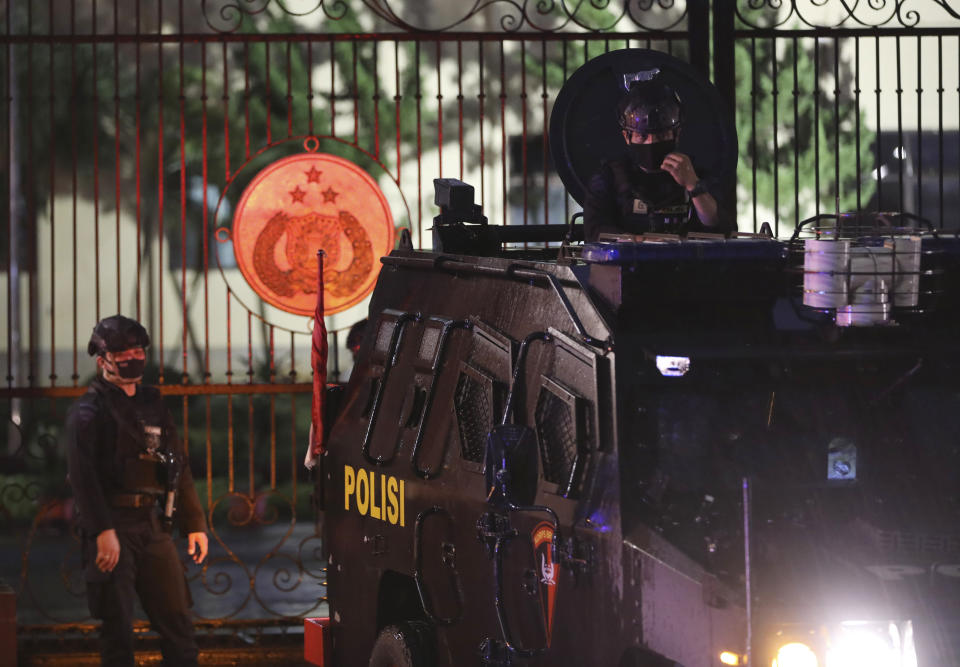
[{"left": 230, "top": 150, "right": 395, "bottom": 316}]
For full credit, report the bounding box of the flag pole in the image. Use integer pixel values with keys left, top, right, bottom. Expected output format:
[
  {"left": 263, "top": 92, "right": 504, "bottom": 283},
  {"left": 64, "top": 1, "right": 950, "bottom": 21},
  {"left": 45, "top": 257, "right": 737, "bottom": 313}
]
[{"left": 305, "top": 250, "right": 328, "bottom": 469}]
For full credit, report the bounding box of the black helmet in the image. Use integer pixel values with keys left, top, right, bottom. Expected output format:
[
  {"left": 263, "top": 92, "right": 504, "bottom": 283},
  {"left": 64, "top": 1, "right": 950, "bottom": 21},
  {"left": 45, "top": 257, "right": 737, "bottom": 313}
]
[
  {"left": 617, "top": 78, "right": 682, "bottom": 137},
  {"left": 346, "top": 318, "right": 368, "bottom": 354},
  {"left": 87, "top": 315, "right": 151, "bottom": 356}
]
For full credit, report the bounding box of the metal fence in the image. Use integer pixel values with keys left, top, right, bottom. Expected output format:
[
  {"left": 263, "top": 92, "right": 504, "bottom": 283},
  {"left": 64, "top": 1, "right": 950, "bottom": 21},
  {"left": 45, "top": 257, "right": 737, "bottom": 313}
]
[{"left": 1, "top": 0, "right": 959, "bottom": 642}]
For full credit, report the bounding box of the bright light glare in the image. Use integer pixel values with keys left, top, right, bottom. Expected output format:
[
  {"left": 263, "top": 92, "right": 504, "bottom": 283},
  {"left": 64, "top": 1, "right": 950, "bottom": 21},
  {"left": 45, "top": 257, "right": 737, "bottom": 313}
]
[
  {"left": 720, "top": 651, "right": 741, "bottom": 665},
  {"left": 655, "top": 355, "right": 690, "bottom": 377},
  {"left": 773, "top": 642, "right": 818, "bottom": 667},
  {"left": 826, "top": 623, "right": 916, "bottom": 667}
]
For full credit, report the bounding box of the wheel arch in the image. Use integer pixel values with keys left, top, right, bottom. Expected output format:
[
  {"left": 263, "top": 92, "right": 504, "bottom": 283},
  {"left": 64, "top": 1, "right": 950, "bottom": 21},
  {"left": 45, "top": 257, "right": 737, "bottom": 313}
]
[{"left": 376, "top": 569, "right": 429, "bottom": 634}]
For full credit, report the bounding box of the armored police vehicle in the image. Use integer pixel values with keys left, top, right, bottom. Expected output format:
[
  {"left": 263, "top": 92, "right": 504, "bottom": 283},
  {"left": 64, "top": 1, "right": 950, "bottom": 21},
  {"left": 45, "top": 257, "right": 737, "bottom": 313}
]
[{"left": 306, "top": 50, "right": 960, "bottom": 667}]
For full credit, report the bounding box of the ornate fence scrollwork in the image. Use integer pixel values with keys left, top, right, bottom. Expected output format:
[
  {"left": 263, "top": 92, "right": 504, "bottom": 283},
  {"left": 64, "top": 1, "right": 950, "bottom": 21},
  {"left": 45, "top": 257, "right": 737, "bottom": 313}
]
[
  {"left": 202, "top": 0, "right": 691, "bottom": 34},
  {"left": 735, "top": 0, "right": 960, "bottom": 29}
]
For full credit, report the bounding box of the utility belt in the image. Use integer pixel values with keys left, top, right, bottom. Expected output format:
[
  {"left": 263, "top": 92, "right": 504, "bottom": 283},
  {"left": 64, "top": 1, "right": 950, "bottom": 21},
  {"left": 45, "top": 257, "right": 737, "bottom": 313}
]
[{"left": 109, "top": 492, "right": 161, "bottom": 509}]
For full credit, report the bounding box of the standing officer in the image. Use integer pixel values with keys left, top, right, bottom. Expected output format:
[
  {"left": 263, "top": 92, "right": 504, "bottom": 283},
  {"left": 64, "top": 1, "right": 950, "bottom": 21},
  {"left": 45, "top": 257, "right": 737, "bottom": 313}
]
[{"left": 64, "top": 314, "right": 208, "bottom": 666}]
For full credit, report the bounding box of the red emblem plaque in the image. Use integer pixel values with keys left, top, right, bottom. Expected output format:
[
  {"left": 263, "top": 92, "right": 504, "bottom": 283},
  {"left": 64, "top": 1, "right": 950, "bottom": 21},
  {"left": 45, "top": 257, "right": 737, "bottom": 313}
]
[
  {"left": 231, "top": 151, "right": 395, "bottom": 316},
  {"left": 531, "top": 521, "right": 558, "bottom": 646}
]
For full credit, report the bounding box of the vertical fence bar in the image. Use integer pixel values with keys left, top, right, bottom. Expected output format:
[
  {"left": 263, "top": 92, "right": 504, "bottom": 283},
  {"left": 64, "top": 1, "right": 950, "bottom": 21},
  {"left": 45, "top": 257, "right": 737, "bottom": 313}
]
[
  {"left": 269, "top": 324, "right": 276, "bottom": 492},
  {"left": 750, "top": 38, "right": 758, "bottom": 231},
  {"left": 48, "top": 23, "right": 56, "bottom": 386},
  {"left": 92, "top": 5, "right": 100, "bottom": 322},
  {"left": 562, "top": 40, "right": 569, "bottom": 224},
  {"left": 5, "top": 0, "right": 13, "bottom": 391},
  {"left": 247, "top": 312, "right": 254, "bottom": 497},
  {"left": 499, "top": 41, "right": 506, "bottom": 226},
  {"left": 937, "top": 36, "right": 943, "bottom": 229},
  {"left": 833, "top": 36, "right": 840, "bottom": 216},
  {"left": 290, "top": 330, "right": 297, "bottom": 512},
  {"left": 791, "top": 38, "right": 800, "bottom": 231},
  {"left": 286, "top": 41, "right": 293, "bottom": 139},
  {"left": 244, "top": 42, "right": 251, "bottom": 159},
  {"left": 26, "top": 6, "right": 36, "bottom": 387},
  {"left": 135, "top": 22, "right": 142, "bottom": 322},
  {"left": 436, "top": 41, "right": 443, "bottom": 178},
  {"left": 227, "top": 390, "right": 235, "bottom": 495},
  {"left": 813, "top": 36, "right": 821, "bottom": 219},
  {"left": 205, "top": 392, "right": 212, "bottom": 508},
  {"left": 114, "top": 18, "right": 121, "bottom": 314},
  {"left": 248, "top": 389, "right": 255, "bottom": 497},
  {"left": 457, "top": 40, "right": 464, "bottom": 180},
  {"left": 70, "top": 3, "right": 78, "bottom": 384},
  {"left": 916, "top": 35, "right": 922, "bottom": 220},
  {"left": 202, "top": 42, "right": 210, "bottom": 381},
  {"left": 329, "top": 41, "right": 335, "bottom": 137},
  {"left": 520, "top": 39, "right": 528, "bottom": 232},
  {"left": 247, "top": 311, "right": 253, "bottom": 384},
  {"left": 222, "top": 41, "right": 230, "bottom": 181},
  {"left": 223, "top": 47, "right": 233, "bottom": 383},
  {"left": 895, "top": 36, "right": 904, "bottom": 211},
  {"left": 372, "top": 40, "right": 380, "bottom": 159},
  {"left": 157, "top": 17, "right": 165, "bottom": 383},
  {"left": 269, "top": 324, "right": 275, "bottom": 383},
  {"left": 415, "top": 40, "right": 423, "bottom": 246},
  {"left": 179, "top": 32, "right": 188, "bottom": 382},
  {"left": 265, "top": 39, "right": 272, "bottom": 145},
  {"left": 854, "top": 36, "right": 862, "bottom": 212},
  {"left": 771, "top": 36, "right": 780, "bottom": 236},
  {"left": 541, "top": 39, "right": 548, "bottom": 226},
  {"left": 874, "top": 36, "right": 882, "bottom": 208},
  {"left": 270, "top": 393, "right": 277, "bottom": 490},
  {"left": 182, "top": 391, "right": 189, "bottom": 483},
  {"left": 307, "top": 39, "right": 314, "bottom": 137},
  {"left": 393, "top": 40, "right": 401, "bottom": 185},
  {"left": 290, "top": 392, "right": 297, "bottom": 511},
  {"left": 352, "top": 41, "right": 359, "bottom": 146},
  {"left": 478, "top": 40, "right": 485, "bottom": 208},
  {"left": 331, "top": 329, "right": 340, "bottom": 383}
]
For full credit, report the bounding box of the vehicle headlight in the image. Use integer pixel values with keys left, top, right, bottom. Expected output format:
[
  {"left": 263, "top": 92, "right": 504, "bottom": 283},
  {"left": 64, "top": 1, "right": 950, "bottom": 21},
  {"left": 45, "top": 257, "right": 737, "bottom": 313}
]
[
  {"left": 773, "top": 642, "right": 818, "bottom": 667},
  {"left": 825, "top": 621, "right": 917, "bottom": 667}
]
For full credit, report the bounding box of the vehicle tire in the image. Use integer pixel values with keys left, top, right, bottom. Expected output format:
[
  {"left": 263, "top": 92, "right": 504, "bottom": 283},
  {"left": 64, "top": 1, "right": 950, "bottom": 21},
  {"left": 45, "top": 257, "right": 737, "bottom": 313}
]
[{"left": 368, "top": 620, "right": 435, "bottom": 667}]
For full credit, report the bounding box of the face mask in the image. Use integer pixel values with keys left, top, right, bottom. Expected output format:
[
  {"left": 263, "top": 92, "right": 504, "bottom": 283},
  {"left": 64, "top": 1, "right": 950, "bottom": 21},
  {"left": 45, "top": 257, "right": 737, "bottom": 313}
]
[
  {"left": 627, "top": 139, "right": 676, "bottom": 172},
  {"left": 105, "top": 356, "right": 146, "bottom": 380}
]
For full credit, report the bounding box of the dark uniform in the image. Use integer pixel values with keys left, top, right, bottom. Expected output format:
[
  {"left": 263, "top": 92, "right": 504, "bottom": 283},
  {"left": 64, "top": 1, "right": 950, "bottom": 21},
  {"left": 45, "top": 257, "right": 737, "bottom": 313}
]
[
  {"left": 583, "top": 156, "right": 722, "bottom": 241},
  {"left": 65, "top": 374, "right": 206, "bottom": 666}
]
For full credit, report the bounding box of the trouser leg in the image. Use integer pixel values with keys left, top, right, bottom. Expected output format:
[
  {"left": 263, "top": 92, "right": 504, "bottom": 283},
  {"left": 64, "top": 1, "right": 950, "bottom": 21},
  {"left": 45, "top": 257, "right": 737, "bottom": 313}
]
[
  {"left": 136, "top": 529, "right": 199, "bottom": 667},
  {"left": 86, "top": 533, "right": 138, "bottom": 667}
]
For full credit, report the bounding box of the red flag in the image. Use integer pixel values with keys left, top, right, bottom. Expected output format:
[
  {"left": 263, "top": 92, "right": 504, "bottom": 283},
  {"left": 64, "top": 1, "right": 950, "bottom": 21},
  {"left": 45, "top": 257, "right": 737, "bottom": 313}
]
[{"left": 305, "top": 250, "right": 328, "bottom": 468}]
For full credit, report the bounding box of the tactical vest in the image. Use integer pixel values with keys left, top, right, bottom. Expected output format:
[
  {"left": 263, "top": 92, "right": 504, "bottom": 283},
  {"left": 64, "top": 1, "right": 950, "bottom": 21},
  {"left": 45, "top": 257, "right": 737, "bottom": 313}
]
[
  {"left": 606, "top": 159, "right": 692, "bottom": 234},
  {"left": 89, "top": 379, "right": 179, "bottom": 496}
]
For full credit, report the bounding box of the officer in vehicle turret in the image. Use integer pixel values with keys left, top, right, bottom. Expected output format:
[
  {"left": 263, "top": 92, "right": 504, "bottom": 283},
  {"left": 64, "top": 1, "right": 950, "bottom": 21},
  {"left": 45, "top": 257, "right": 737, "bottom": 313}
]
[
  {"left": 64, "top": 315, "right": 208, "bottom": 667},
  {"left": 583, "top": 72, "right": 734, "bottom": 242}
]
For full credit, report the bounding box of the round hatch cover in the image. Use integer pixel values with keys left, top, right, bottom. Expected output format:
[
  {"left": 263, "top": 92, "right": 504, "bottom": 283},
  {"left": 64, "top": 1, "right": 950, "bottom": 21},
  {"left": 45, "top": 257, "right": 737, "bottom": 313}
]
[{"left": 549, "top": 49, "right": 737, "bottom": 208}]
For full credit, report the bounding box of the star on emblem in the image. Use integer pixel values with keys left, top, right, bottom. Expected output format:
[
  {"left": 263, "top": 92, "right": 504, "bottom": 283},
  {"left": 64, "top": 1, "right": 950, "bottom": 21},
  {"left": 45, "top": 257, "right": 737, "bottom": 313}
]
[
  {"left": 305, "top": 166, "right": 322, "bottom": 183},
  {"left": 321, "top": 186, "right": 340, "bottom": 204},
  {"left": 289, "top": 186, "right": 306, "bottom": 203}
]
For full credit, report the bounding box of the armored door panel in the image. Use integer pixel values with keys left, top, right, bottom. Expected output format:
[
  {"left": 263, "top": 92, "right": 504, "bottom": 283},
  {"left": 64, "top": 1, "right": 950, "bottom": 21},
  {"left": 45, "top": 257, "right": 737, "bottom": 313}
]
[
  {"left": 452, "top": 320, "right": 514, "bottom": 468},
  {"left": 496, "top": 520, "right": 554, "bottom": 652},
  {"left": 535, "top": 376, "right": 590, "bottom": 498},
  {"left": 413, "top": 506, "right": 464, "bottom": 626},
  {"left": 403, "top": 316, "right": 470, "bottom": 479},
  {"left": 359, "top": 309, "right": 423, "bottom": 464}
]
